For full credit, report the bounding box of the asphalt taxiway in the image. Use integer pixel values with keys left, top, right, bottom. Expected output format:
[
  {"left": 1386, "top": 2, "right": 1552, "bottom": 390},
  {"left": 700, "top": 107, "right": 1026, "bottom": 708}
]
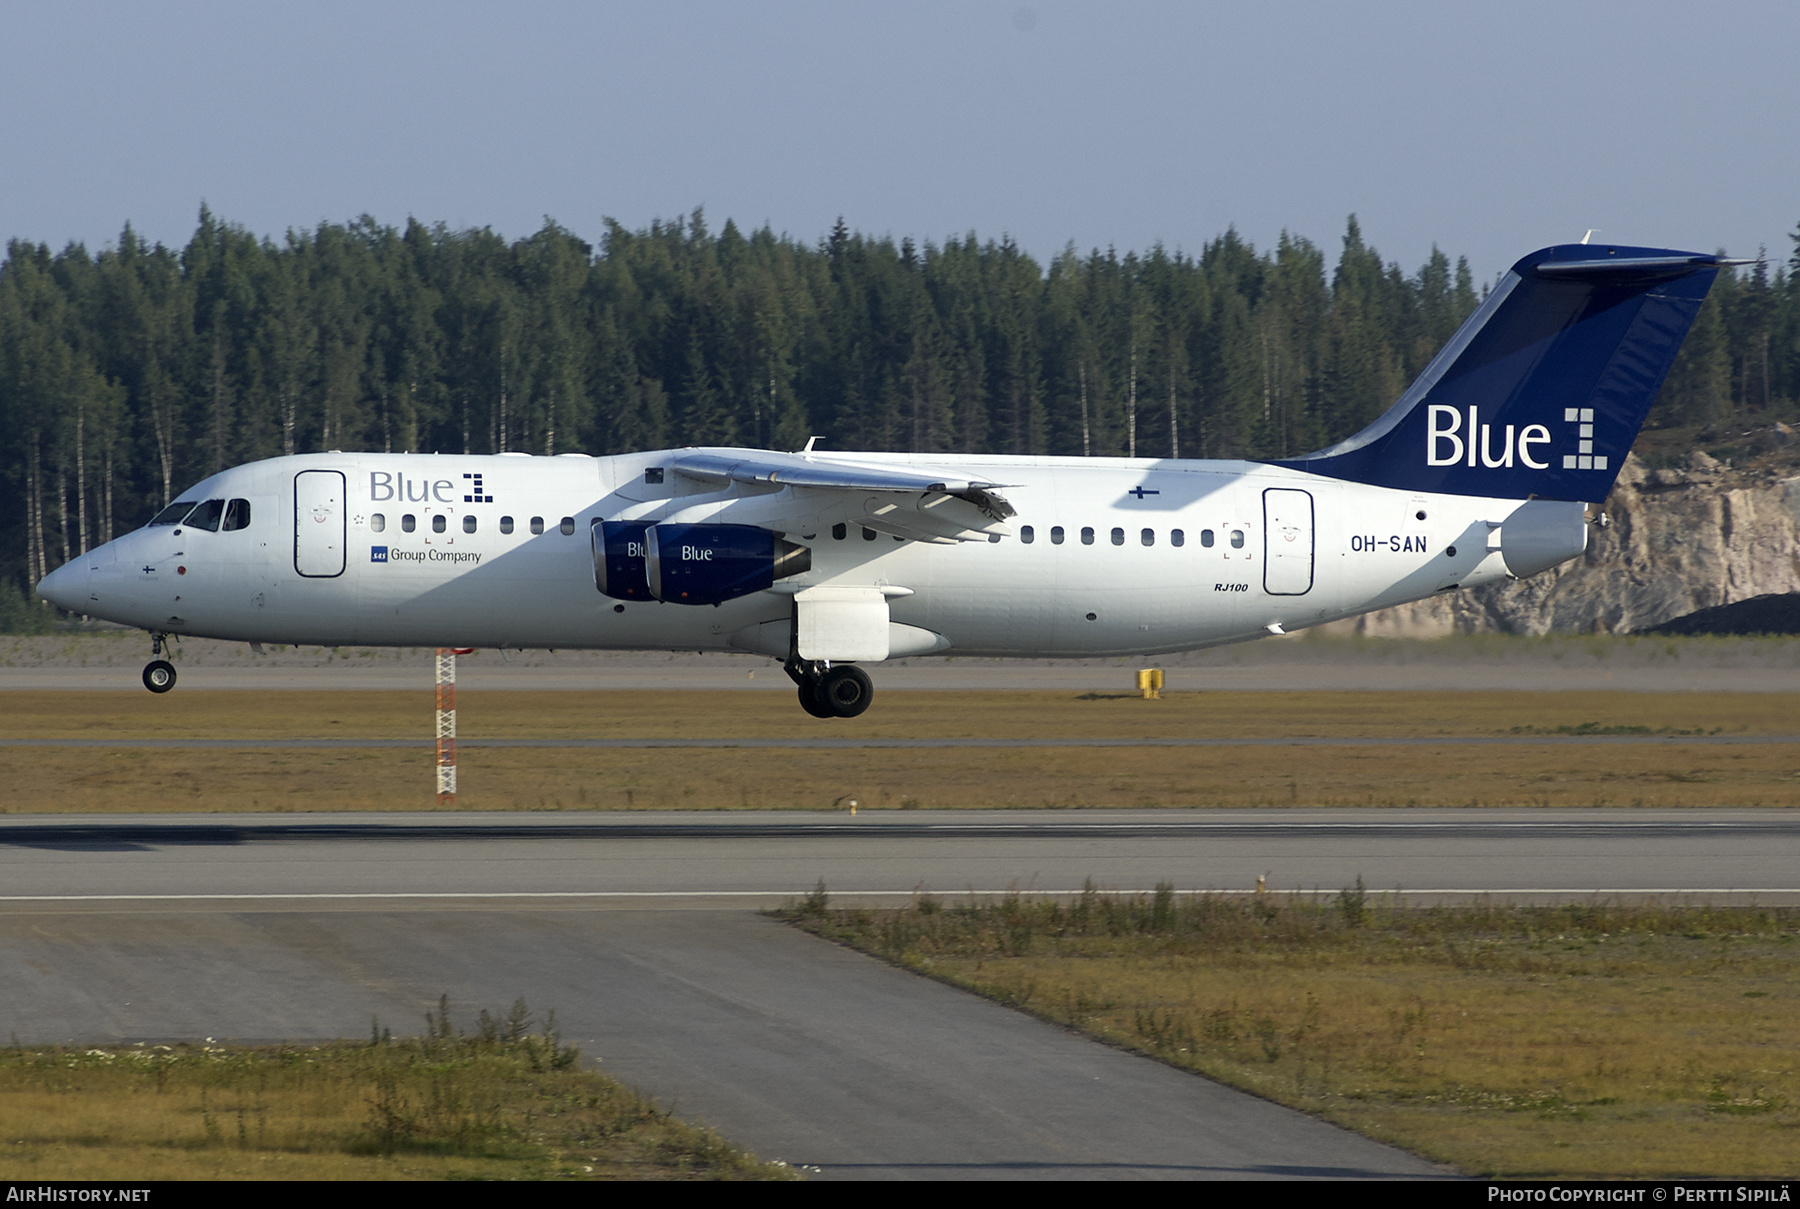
[{"left": 4, "top": 807, "right": 1794, "bottom": 1178}]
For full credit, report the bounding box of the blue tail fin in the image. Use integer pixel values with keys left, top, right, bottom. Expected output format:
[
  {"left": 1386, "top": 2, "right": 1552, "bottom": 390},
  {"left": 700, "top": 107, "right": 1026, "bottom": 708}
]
[{"left": 1278, "top": 244, "right": 1739, "bottom": 501}]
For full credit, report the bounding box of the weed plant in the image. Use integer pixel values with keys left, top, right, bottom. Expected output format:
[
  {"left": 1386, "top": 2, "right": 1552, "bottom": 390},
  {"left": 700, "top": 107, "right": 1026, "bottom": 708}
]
[
  {"left": 0, "top": 997, "right": 791, "bottom": 1181},
  {"left": 783, "top": 890, "right": 1800, "bottom": 1178}
]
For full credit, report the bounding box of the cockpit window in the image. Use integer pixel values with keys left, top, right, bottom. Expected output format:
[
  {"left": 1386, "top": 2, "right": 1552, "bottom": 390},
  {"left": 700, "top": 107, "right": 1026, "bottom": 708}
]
[
  {"left": 222, "top": 499, "right": 252, "bottom": 531},
  {"left": 184, "top": 499, "right": 226, "bottom": 532},
  {"left": 150, "top": 501, "right": 198, "bottom": 526}
]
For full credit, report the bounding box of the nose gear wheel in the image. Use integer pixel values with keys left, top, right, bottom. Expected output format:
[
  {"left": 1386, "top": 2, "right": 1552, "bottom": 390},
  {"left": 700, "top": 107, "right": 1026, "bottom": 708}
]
[{"left": 142, "top": 631, "right": 176, "bottom": 693}]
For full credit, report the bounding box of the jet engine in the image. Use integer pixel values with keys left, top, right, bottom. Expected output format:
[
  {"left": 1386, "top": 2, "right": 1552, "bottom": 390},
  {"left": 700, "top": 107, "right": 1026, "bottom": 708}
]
[
  {"left": 594, "top": 521, "right": 810, "bottom": 605},
  {"left": 593, "top": 521, "right": 653, "bottom": 600}
]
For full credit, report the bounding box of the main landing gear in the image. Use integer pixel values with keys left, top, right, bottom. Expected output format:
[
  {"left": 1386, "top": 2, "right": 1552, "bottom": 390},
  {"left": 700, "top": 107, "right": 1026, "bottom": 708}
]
[
  {"left": 785, "top": 658, "right": 873, "bottom": 719},
  {"left": 143, "top": 631, "right": 176, "bottom": 694}
]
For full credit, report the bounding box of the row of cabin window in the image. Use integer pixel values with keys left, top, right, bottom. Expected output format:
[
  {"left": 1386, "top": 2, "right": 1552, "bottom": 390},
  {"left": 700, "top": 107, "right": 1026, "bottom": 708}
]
[
  {"left": 148, "top": 498, "right": 252, "bottom": 532},
  {"left": 369, "top": 513, "right": 576, "bottom": 536},
  {"left": 824, "top": 521, "right": 1245, "bottom": 548},
  {"left": 1021, "top": 525, "right": 1245, "bottom": 548}
]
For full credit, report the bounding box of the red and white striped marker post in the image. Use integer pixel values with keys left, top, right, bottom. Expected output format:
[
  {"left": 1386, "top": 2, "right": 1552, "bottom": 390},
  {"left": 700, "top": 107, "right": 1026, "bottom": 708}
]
[{"left": 435, "top": 648, "right": 457, "bottom": 804}]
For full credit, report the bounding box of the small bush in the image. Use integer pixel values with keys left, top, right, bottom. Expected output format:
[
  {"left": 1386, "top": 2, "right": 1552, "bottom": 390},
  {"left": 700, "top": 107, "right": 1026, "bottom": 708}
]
[{"left": 0, "top": 582, "right": 59, "bottom": 634}]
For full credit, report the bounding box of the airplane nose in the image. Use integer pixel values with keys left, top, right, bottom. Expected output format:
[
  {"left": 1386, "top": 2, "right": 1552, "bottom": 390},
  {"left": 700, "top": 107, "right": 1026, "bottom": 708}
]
[{"left": 37, "top": 559, "right": 89, "bottom": 612}]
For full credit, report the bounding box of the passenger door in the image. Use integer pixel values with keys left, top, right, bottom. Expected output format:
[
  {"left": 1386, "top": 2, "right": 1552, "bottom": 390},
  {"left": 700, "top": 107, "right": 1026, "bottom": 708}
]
[
  {"left": 1263, "top": 487, "right": 1314, "bottom": 595},
  {"left": 294, "top": 470, "right": 346, "bottom": 577}
]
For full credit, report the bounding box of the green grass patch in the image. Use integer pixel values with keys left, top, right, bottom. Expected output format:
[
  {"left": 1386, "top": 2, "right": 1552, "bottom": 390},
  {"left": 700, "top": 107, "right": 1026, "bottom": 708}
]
[{"left": 0, "top": 998, "right": 792, "bottom": 1181}]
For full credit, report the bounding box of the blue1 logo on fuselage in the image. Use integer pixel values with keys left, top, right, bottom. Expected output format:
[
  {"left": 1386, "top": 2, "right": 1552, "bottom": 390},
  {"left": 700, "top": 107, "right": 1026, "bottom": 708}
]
[{"left": 370, "top": 472, "right": 457, "bottom": 503}]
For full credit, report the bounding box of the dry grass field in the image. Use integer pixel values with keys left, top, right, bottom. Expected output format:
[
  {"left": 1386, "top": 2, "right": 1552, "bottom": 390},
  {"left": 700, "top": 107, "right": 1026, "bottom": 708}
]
[
  {"left": 788, "top": 893, "right": 1800, "bottom": 1179},
  {"left": 0, "top": 689, "right": 1795, "bottom": 813},
  {"left": 0, "top": 1008, "right": 789, "bottom": 1181},
  {"left": 5, "top": 686, "right": 1795, "bottom": 740}
]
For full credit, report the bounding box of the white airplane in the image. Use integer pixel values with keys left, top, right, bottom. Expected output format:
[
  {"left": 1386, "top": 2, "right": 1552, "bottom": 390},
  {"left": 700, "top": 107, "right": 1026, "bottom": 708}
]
[{"left": 37, "top": 243, "right": 1737, "bottom": 717}]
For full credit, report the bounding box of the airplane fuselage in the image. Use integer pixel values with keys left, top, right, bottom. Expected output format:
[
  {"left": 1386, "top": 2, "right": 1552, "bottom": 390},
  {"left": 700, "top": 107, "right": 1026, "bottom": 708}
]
[{"left": 59, "top": 448, "right": 1578, "bottom": 658}]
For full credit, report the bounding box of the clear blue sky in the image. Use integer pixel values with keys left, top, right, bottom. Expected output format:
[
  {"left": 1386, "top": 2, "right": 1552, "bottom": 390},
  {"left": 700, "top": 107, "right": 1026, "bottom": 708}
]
[{"left": 4, "top": 0, "right": 1794, "bottom": 283}]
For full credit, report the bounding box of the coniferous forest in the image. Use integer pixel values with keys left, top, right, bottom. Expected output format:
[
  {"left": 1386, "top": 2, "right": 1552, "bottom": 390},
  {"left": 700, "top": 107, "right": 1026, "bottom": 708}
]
[{"left": 3, "top": 208, "right": 1797, "bottom": 615}]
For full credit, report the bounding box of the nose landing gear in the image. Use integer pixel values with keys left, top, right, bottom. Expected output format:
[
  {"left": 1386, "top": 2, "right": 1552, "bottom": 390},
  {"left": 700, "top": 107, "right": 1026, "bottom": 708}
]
[
  {"left": 784, "top": 658, "right": 873, "bottom": 718},
  {"left": 143, "top": 631, "right": 176, "bottom": 694}
]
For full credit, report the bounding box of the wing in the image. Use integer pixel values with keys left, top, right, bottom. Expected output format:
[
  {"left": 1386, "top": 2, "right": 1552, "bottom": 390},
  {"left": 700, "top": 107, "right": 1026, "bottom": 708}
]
[{"left": 668, "top": 449, "right": 1016, "bottom": 544}]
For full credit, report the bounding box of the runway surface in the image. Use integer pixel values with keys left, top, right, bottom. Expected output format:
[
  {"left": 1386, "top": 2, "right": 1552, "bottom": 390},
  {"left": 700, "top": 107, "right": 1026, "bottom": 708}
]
[
  {"left": 4, "top": 809, "right": 1797, "bottom": 903},
  {"left": 4, "top": 808, "right": 1791, "bottom": 1180}
]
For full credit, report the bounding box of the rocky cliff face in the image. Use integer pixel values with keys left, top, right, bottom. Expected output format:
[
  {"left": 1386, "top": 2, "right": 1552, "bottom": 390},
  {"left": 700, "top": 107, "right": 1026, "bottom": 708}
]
[{"left": 1324, "top": 452, "right": 1800, "bottom": 636}]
